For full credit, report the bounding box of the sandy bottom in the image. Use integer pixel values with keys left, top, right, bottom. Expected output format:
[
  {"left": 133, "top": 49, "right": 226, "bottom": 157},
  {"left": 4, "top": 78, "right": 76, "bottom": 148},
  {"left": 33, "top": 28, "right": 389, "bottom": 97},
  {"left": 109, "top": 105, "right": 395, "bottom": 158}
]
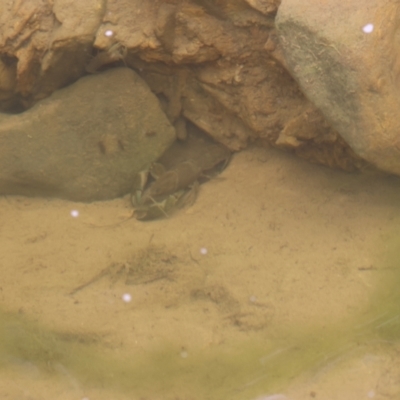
[{"left": 1, "top": 145, "right": 400, "bottom": 400}]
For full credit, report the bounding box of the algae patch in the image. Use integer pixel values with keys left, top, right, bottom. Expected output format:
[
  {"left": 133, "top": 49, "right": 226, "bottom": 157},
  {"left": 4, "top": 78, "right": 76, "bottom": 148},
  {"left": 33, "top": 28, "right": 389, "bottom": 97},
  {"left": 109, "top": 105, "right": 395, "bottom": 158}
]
[
  {"left": 0, "top": 310, "right": 385, "bottom": 400},
  {"left": 0, "top": 233, "right": 399, "bottom": 398}
]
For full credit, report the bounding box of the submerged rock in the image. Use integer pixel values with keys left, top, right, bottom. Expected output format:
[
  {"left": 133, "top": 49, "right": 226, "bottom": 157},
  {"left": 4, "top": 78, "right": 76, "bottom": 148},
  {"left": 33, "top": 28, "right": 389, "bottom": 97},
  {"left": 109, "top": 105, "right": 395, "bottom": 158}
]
[
  {"left": 276, "top": 0, "right": 400, "bottom": 175},
  {"left": 0, "top": 0, "right": 369, "bottom": 172},
  {"left": 0, "top": 68, "right": 176, "bottom": 201}
]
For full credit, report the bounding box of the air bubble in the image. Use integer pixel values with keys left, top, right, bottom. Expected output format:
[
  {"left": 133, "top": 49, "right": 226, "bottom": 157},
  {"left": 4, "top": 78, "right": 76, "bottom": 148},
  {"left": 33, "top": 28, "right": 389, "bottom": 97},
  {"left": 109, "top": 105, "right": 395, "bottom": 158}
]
[
  {"left": 70, "top": 210, "right": 79, "bottom": 218},
  {"left": 122, "top": 293, "right": 132, "bottom": 303},
  {"left": 362, "top": 23, "right": 374, "bottom": 33}
]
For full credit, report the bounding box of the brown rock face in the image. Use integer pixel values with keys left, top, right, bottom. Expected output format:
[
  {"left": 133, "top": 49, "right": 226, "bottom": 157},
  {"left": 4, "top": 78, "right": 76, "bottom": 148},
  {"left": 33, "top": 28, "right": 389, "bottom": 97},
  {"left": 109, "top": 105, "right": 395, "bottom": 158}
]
[
  {"left": 0, "top": 0, "right": 367, "bottom": 181},
  {"left": 276, "top": 0, "right": 400, "bottom": 175}
]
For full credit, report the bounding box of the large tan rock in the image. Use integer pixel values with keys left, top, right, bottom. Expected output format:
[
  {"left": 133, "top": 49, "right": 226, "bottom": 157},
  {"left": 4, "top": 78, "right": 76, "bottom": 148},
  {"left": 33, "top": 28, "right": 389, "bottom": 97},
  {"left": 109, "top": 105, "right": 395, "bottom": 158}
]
[
  {"left": 276, "top": 0, "right": 400, "bottom": 175},
  {"left": 0, "top": 68, "right": 176, "bottom": 201}
]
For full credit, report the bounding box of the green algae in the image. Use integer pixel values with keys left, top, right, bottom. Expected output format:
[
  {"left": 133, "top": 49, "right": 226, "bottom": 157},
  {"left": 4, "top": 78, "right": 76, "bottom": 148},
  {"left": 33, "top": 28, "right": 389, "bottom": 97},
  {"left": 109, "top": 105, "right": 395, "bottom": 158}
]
[
  {"left": 0, "top": 233, "right": 399, "bottom": 399},
  {"left": 0, "top": 311, "right": 382, "bottom": 399}
]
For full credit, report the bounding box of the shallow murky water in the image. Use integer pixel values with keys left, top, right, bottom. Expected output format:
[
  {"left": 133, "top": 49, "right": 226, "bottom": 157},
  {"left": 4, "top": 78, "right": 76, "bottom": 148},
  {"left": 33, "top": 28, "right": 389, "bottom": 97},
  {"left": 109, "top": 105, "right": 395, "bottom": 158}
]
[{"left": 1, "top": 146, "right": 400, "bottom": 400}]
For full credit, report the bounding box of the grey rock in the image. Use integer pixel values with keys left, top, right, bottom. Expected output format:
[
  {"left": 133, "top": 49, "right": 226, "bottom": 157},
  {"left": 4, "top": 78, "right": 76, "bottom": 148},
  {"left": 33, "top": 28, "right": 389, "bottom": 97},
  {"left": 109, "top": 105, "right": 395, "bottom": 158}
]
[
  {"left": 276, "top": 0, "right": 400, "bottom": 175},
  {"left": 0, "top": 68, "right": 176, "bottom": 201}
]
